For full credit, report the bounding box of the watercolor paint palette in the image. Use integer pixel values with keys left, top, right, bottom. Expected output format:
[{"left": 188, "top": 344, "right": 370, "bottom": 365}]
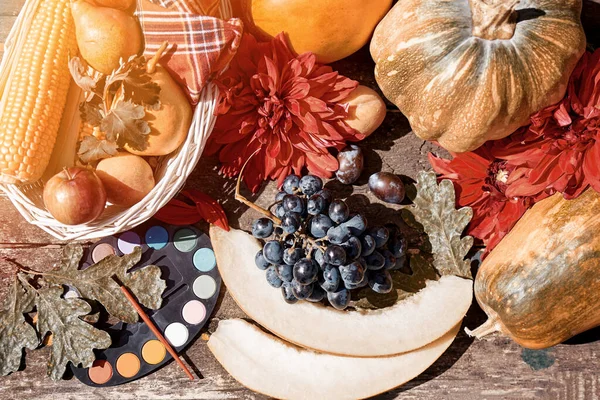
[{"left": 70, "top": 222, "right": 221, "bottom": 386}]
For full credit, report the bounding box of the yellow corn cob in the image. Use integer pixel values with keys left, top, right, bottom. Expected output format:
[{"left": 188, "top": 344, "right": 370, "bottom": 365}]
[{"left": 0, "top": 0, "right": 77, "bottom": 184}]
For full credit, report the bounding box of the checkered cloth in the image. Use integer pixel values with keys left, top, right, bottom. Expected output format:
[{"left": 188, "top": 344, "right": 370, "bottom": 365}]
[{"left": 135, "top": 0, "right": 243, "bottom": 104}]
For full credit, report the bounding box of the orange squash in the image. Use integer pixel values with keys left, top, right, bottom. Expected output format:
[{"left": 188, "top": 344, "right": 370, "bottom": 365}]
[{"left": 233, "top": 0, "right": 392, "bottom": 64}]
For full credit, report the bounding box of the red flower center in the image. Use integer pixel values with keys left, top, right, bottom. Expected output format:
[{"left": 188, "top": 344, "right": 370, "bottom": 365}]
[{"left": 486, "top": 160, "right": 512, "bottom": 196}]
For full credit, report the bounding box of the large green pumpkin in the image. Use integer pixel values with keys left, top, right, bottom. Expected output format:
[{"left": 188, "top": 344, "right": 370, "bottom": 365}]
[{"left": 371, "top": 0, "right": 586, "bottom": 153}]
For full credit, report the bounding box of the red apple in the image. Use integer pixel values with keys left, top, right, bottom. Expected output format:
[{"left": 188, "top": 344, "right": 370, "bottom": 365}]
[{"left": 43, "top": 167, "right": 107, "bottom": 225}]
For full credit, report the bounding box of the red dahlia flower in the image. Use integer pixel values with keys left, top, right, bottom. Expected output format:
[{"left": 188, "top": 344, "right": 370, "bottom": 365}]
[
  {"left": 494, "top": 49, "right": 600, "bottom": 200},
  {"left": 429, "top": 146, "right": 549, "bottom": 255},
  {"left": 206, "top": 33, "right": 364, "bottom": 193}
]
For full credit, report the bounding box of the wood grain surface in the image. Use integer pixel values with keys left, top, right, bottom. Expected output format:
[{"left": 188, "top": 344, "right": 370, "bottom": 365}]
[{"left": 1, "top": 1, "right": 600, "bottom": 399}]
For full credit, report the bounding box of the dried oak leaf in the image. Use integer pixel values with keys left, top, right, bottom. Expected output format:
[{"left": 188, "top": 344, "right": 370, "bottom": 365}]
[
  {"left": 78, "top": 135, "right": 118, "bottom": 164},
  {"left": 68, "top": 57, "right": 96, "bottom": 93},
  {"left": 101, "top": 99, "right": 151, "bottom": 151},
  {"left": 0, "top": 275, "right": 39, "bottom": 376},
  {"left": 35, "top": 285, "right": 111, "bottom": 380},
  {"left": 80, "top": 99, "right": 104, "bottom": 128},
  {"left": 43, "top": 244, "right": 166, "bottom": 324},
  {"left": 405, "top": 171, "right": 474, "bottom": 279},
  {"left": 105, "top": 55, "right": 160, "bottom": 107}
]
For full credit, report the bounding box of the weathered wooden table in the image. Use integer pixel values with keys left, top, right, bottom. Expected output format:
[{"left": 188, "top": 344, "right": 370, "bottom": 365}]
[{"left": 1, "top": 1, "right": 600, "bottom": 399}]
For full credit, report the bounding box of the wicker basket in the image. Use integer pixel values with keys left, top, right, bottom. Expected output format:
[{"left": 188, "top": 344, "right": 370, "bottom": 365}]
[{"left": 0, "top": 0, "right": 232, "bottom": 241}]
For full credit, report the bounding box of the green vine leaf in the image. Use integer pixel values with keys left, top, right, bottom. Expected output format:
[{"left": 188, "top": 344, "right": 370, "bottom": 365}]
[
  {"left": 35, "top": 285, "right": 111, "bottom": 380},
  {"left": 43, "top": 244, "right": 166, "bottom": 324},
  {"left": 406, "top": 171, "right": 473, "bottom": 279},
  {"left": 0, "top": 275, "right": 39, "bottom": 376}
]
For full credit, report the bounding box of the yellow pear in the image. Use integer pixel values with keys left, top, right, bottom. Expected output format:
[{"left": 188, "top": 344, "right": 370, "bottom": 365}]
[
  {"left": 71, "top": 0, "right": 143, "bottom": 74},
  {"left": 88, "top": 0, "right": 136, "bottom": 12},
  {"left": 125, "top": 45, "right": 193, "bottom": 157}
]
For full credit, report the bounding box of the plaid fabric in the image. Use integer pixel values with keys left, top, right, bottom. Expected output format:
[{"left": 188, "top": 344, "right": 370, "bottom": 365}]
[{"left": 135, "top": 0, "right": 243, "bottom": 104}]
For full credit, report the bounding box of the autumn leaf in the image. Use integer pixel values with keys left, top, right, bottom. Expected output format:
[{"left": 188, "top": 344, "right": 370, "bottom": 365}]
[
  {"left": 105, "top": 55, "right": 160, "bottom": 107},
  {"left": 35, "top": 285, "right": 111, "bottom": 380},
  {"left": 0, "top": 275, "right": 39, "bottom": 376},
  {"left": 78, "top": 136, "right": 118, "bottom": 164},
  {"left": 43, "top": 244, "right": 166, "bottom": 324},
  {"left": 68, "top": 57, "right": 96, "bottom": 93},
  {"left": 405, "top": 171, "right": 474, "bottom": 279},
  {"left": 79, "top": 99, "right": 104, "bottom": 128},
  {"left": 100, "top": 99, "right": 151, "bottom": 151}
]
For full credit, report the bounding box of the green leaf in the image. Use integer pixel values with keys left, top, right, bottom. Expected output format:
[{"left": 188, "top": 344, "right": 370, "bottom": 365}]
[
  {"left": 35, "top": 286, "right": 111, "bottom": 380},
  {"left": 44, "top": 244, "right": 166, "bottom": 324},
  {"left": 405, "top": 171, "right": 473, "bottom": 279},
  {"left": 0, "top": 275, "right": 39, "bottom": 376}
]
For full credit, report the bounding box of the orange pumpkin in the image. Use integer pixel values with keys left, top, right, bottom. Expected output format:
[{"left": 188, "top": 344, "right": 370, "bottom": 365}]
[{"left": 233, "top": 0, "right": 392, "bottom": 64}]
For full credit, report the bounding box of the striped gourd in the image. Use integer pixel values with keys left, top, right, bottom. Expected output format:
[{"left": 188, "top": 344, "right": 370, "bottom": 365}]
[{"left": 0, "top": 0, "right": 77, "bottom": 184}]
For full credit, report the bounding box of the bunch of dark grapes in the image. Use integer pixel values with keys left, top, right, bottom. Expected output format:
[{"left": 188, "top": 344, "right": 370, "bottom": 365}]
[{"left": 252, "top": 174, "right": 408, "bottom": 310}]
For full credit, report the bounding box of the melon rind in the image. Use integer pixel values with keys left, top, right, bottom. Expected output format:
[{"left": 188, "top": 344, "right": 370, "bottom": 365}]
[{"left": 208, "top": 319, "right": 460, "bottom": 400}]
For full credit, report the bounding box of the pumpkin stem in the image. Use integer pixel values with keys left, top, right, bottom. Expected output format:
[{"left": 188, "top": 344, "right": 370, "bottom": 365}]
[
  {"left": 465, "top": 318, "right": 501, "bottom": 339},
  {"left": 469, "top": 0, "right": 520, "bottom": 40}
]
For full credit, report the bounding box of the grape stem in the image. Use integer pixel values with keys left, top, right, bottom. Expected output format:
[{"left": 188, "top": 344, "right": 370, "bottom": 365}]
[{"left": 235, "top": 152, "right": 282, "bottom": 225}]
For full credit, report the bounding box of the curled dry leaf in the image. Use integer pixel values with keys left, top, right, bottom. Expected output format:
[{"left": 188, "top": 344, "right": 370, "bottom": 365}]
[
  {"left": 68, "top": 57, "right": 96, "bottom": 93},
  {"left": 78, "top": 136, "right": 118, "bottom": 164}
]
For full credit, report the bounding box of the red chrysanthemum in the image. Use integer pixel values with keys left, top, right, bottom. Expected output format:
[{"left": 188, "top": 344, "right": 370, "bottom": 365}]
[
  {"left": 429, "top": 146, "right": 549, "bottom": 256},
  {"left": 206, "top": 33, "right": 364, "bottom": 192},
  {"left": 494, "top": 49, "right": 600, "bottom": 200}
]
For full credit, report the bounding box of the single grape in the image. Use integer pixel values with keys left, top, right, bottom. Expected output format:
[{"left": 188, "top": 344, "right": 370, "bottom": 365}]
[
  {"left": 368, "top": 172, "right": 406, "bottom": 204},
  {"left": 313, "top": 248, "right": 325, "bottom": 266},
  {"left": 307, "top": 284, "right": 327, "bottom": 303},
  {"left": 255, "top": 250, "right": 270, "bottom": 270},
  {"left": 283, "top": 234, "right": 296, "bottom": 248},
  {"left": 310, "top": 214, "right": 334, "bottom": 238},
  {"left": 293, "top": 258, "right": 319, "bottom": 285},
  {"left": 326, "top": 225, "right": 352, "bottom": 244},
  {"left": 365, "top": 251, "right": 385, "bottom": 270},
  {"left": 275, "top": 204, "right": 286, "bottom": 218},
  {"left": 328, "top": 200, "right": 349, "bottom": 224},
  {"left": 381, "top": 249, "right": 397, "bottom": 270},
  {"left": 266, "top": 266, "right": 283, "bottom": 288},
  {"left": 283, "top": 247, "right": 304, "bottom": 266},
  {"left": 336, "top": 145, "right": 364, "bottom": 185},
  {"left": 368, "top": 270, "right": 393, "bottom": 294},
  {"left": 327, "top": 288, "right": 350, "bottom": 310},
  {"left": 341, "top": 236, "right": 362, "bottom": 260},
  {"left": 276, "top": 264, "right": 294, "bottom": 283},
  {"left": 319, "top": 265, "right": 341, "bottom": 293},
  {"left": 281, "top": 212, "right": 302, "bottom": 234},
  {"left": 263, "top": 240, "right": 284, "bottom": 264},
  {"left": 300, "top": 175, "right": 323, "bottom": 196},
  {"left": 324, "top": 245, "right": 346, "bottom": 266},
  {"left": 307, "top": 195, "right": 327, "bottom": 215},
  {"left": 388, "top": 232, "right": 408, "bottom": 258},
  {"left": 360, "top": 234, "right": 376, "bottom": 257},
  {"left": 275, "top": 191, "right": 287, "bottom": 202},
  {"left": 282, "top": 174, "right": 301, "bottom": 194},
  {"left": 344, "top": 273, "right": 368, "bottom": 290},
  {"left": 339, "top": 261, "right": 366, "bottom": 286},
  {"left": 283, "top": 195, "right": 305, "bottom": 214},
  {"left": 252, "top": 218, "right": 274, "bottom": 239},
  {"left": 316, "top": 189, "right": 333, "bottom": 204},
  {"left": 343, "top": 214, "right": 367, "bottom": 236},
  {"left": 291, "top": 279, "right": 313, "bottom": 300},
  {"left": 369, "top": 226, "right": 390, "bottom": 248},
  {"left": 281, "top": 282, "right": 298, "bottom": 304}
]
